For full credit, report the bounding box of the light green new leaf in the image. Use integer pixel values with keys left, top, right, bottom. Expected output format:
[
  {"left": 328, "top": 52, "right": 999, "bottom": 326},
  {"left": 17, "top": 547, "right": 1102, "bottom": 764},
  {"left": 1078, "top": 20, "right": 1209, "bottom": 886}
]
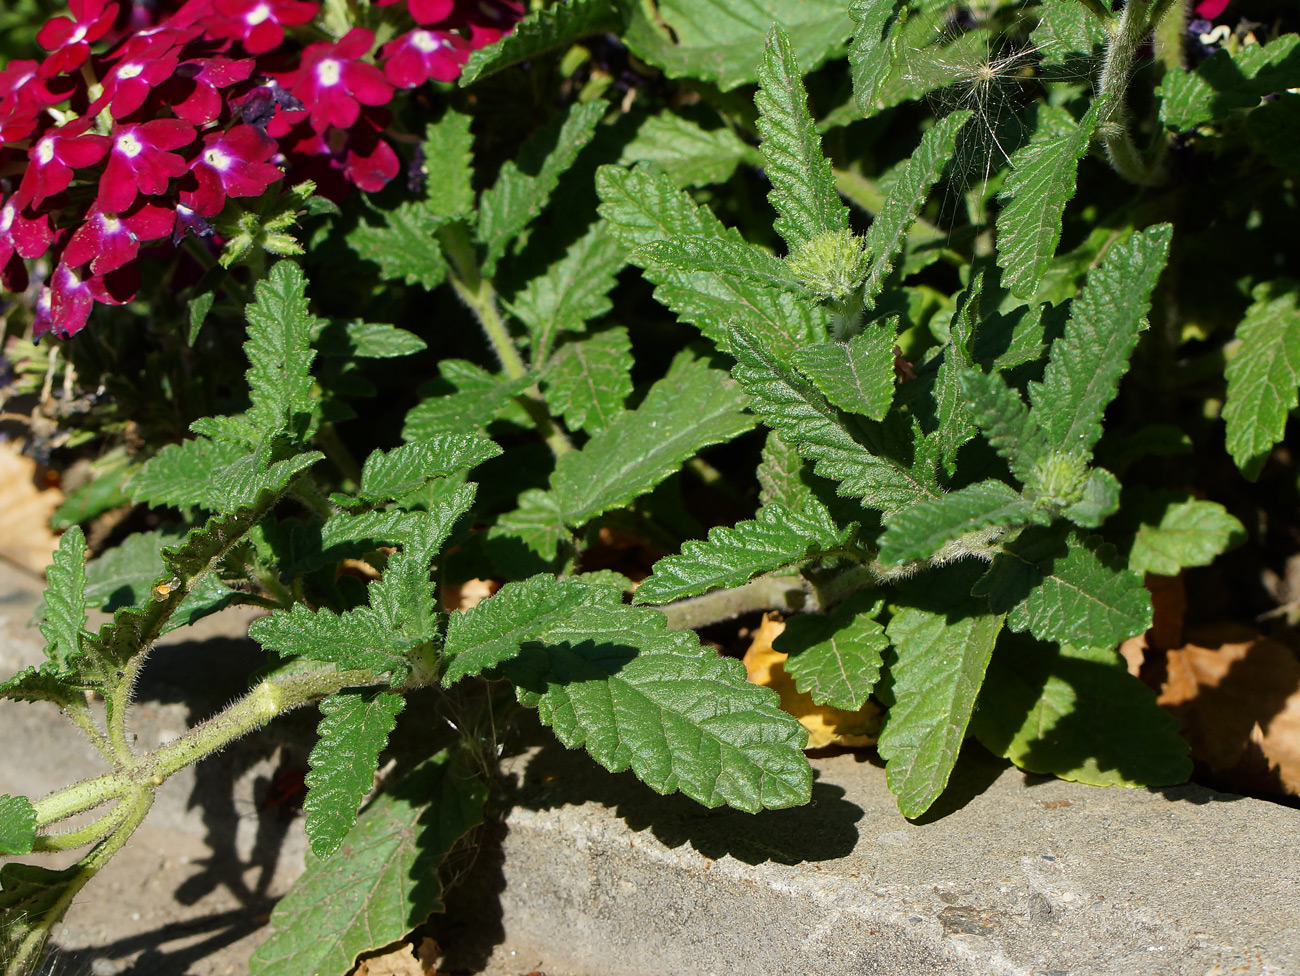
[
  {"left": 881, "top": 567, "right": 1002, "bottom": 817},
  {"left": 249, "top": 751, "right": 486, "bottom": 976},
  {"left": 596, "top": 164, "right": 828, "bottom": 352},
  {"left": 508, "top": 220, "right": 625, "bottom": 365},
  {"left": 972, "top": 637, "right": 1190, "bottom": 787},
  {"left": 0, "top": 795, "right": 36, "bottom": 856},
  {"left": 960, "top": 369, "right": 1051, "bottom": 486},
  {"left": 421, "top": 109, "right": 475, "bottom": 219},
  {"left": 775, "top": 593, "right": 886, "bottom": 710},
  {"left": 358, "top": 435, "right": 500, "bottom": 503},
  {"left": 549, "top": 353, "right": 754, "bottom": 528},
  {"left": 756, "top": 25, "right": 849, "bottom": 252},
  {"left": 1223, "top": 281, "right": 1300, "bottom": 480},
  {"left": 730, "top": 328, "right": 937, "bottom": 514},
  {"left": 977, "top": 525, "right": 1151, "bottom": 647},
  {"left": 402, "top": 359, "right": 531, "bottom": 441},
  {"left": 849, "top": 0, "right": 909, "bottom": 116},
  {"left": 635, "top": 502, "right": 852, "bottom": 605},
  {"left": 1158, "top": 34, "right": 1300, "bottom": 131},
  {"left": 1061, "top": 466, "right": 1121, "bottom": 528},
  {"left": 347, "top": 201, "right": 448, "bottom": 291},
  {"left": 244, "top": 262, "right": 319, "bottom": 438},
  {"left": 37, "top": 525, "right": 87, "bottom": 671},
  {"left": 878, "top": 480, "right": 1047, "bottom": 566},
  {"left": 620, "top": 111, "right": 757, "bottom": 187},
  {"left": 1029, "top": 224, "right": 1172, "bottom": 456},
  {"left": 1129, "top": 496, "right": 1245, "bottom": 576},
  {"left": 304, "top": 691, "right": 406, "bottom": 859},
  {"left": 250, "top": 604, "right": 412, "bottom": 675},
  {"left": 541, "top": 326, "right": 633, "bottom": 434},
  {"left": 790, "top": 319, "right": 897, "bottom": 420},
  {"left": 996, "top": 103, "right": 1099, "bottom": 300},
  {"left": 460, "top": 0, "right": 623, "bottom": 85},
  {"left": 620, "top": 0, "right": 852, "bottom": 92},
  {"left": 861, "top": 111, "right": 971, "bottom": 305},
  {"left": 479, "top": 101, "right": 606, "bottom": 273}
]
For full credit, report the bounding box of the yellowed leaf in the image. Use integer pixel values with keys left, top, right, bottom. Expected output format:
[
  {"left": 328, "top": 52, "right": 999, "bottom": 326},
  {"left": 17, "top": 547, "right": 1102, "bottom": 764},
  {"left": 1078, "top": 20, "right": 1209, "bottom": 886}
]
[
  {"left": 742, "top": 613, "right": 881, "bottom": 749},
  {"left": 1158, "top": 624, "right": 1300, "bottom": 796},
  {"left": 0, "top": 441, "right": 61, "bottom": 573},
  {"left": 441, "top": 577, "right": 498, "bottom": 612},
  {"left": 351, "top": 938, "right": 445, "bottom": 976}
]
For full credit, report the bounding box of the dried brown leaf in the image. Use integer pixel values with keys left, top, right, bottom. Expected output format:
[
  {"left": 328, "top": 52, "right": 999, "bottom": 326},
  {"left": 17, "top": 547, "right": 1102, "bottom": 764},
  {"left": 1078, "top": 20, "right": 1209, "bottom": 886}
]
[{"left": 0, "top": 441, "right": 61, "bottom": 573}]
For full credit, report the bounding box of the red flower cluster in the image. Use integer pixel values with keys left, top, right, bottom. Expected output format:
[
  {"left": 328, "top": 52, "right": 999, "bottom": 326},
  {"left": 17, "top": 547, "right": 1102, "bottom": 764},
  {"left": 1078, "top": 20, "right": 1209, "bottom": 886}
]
[{"left": 0, "top": 0, "right": 521, "bottom": 337}]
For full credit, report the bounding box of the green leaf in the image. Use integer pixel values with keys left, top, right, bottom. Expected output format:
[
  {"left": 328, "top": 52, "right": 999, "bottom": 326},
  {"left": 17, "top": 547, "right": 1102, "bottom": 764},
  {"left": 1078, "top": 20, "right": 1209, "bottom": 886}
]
[
  {"left": 244, "top": 261, "right": 319, "bottom": 439},
  {"left": 0, "top": 862, "right": 84, "bottom": 970},
  {"left": 508, "top": 221, "right": 625, "bottom": 365},
  {"left": 442, "top": 574, "right": 612, "bottom": 684},
  {"left": 402, "top": 359, "right": 530, "bottom": 441},
  {"left": 304, "top": 691, "right": 406, "bottom": 859},
  {"left": 775, "top": 593, "right": 886, "bottom": 710},
  {"left": 881, "top": 565, "right": 1003, "bottom": 817},
  {"left": 50, "top": 452, "right": 134, "bottom": 529},
  {"left": 848, "top": 0, "right": 910, "bottom": 117},
  {"left": 636, "top": 237, "right": 796, "bottom": 294},
  {"left": 790, "top": 319, "right": 897, "bottom": 421},
  {"left": 861, "top": 110, "right": 971, "bottom": 305},
  {"left": 0, "top": 666, "right": 83, "bottom": 707},
  {"left": 597, "top": 164, "right": 827, "bottom": 352},
  {"left": 977, "top": 525, "right": 1152, "bottom": 647},
  {"left": 756, "top": 430, "right": 822, "bottom": 515},
  {"left": 84, "top": 530, "right": 236, "bottom": 635},
  {"left": 635, "top": 502, "right": 852, "bottom": 605},
  {"left": 1030, "top": 0, "right": 1110, "bottom": 68},
  {"left": 960, "top": 369, "right": 1051, "bottom": 486},
  {"left": 878, "top": 480, "right": 1048, "bottom": 566},
  {"left": 249, "top": 750, "right": 486, "bottom": 976},
  {"left": 421, "top": 110, "right": 475, "bottom": 220},
  {"left": 540, "top": 326, "right": 633, "bottom": 435},
  {"left": 460, "top": 0, "right": 623, "bottom": 85},
  {"left": 620, "top": 0, "right": 852, "bottom": 92},
  {"left": 450, "top": 576, "right": 811, "bottom": 811},
  {"left": 730, "top": 328, "right": 937, "bottom": 514},
  {"left": 314, "top": 320, "right": 427, "bottom": 359},
  {"left": 1158, "top": 34, "right": 1300, "bottom": 131},
  {"left": 358, "top": 435, "right": 501, "bottom": 503},
  {"left": 321, "top": 484, "right": 477, "bottom": 556},
  {"left": 755, "top": 25, "right": 850, "bottom": 252},
  {"left": 250, "top": 604, "right": 413, "bottom": 675},
  {"left": 972, "top": 637, "right": 1191, "bottom": 787},
  {"left": 347, "top": 200, "right": 449, "bottom": 291},
  {"left": 930, "top": 274, "right": 979, "bottom": 472},
  {"left": 548, "top": 352, "right": 754, "bottom": 528},
  {"left": 1128, "top": 496, "right": 1245, "bottom": 576},
  {"left": 214, "top": 450, "right": 324, "bottom": 511},
  {"left": 129, "top": 438, "right": 246, "bottom": 508},
  {"left": 478, "top": 101, "right": 606, "bottom": 273},
  {"left": 485, "top": 488, "right": 569, "bottom": 574},
  {"left": 37, "top": 526, "right": 87, "bottom": 671},
  {"left": 1222, "top": 280, "right": 1300, "bottom": 480},
  {"left": 188, "top": 289, "right": 214, "bottom": 346},
  {"left": 1061, "top": 466, "right": 1121, "bottom": 528},
  {"left": 619, "top": 111, "right": 756, "bottom": 188},
  {"left": 1029, "top": 224, "right": 1172, "bottom": 456},
  {"left": 996, "top": 103, "right": 1099, "bottom": 300},
  {"left": 0, "top": 795, "right": 36, "bottom": 856}
]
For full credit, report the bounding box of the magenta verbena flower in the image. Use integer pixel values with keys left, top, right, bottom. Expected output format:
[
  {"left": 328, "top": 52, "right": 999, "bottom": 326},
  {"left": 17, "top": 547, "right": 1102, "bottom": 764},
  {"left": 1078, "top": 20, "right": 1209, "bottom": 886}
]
[
  {"left": 64, "top": 199, "right": 173, "bottom": 275},
  {"left": 212, "top": 0, "right": 319, "bottom": 56},
  {"left": 182, "top": 124, "right": 283, "bottom": 215},
  {"left": 99, "top": 118, "right": 196, "bottom": 212},
  {"left": 0, "top": 196, "right": 56, "bottom": 291},
  {"left": 382, "top": 28, "right": 470, "bottom": 88},
  {"left": 47, "top": 261, "right": 136, "bottom": 337},
  {"left": 36, "top": 0, "right": 120, "bottom": 78},
  {"left": 286, "top": 28, "right": 394, "bottom": 133},
  {"left": 165, "top": 55, "right": 258, "bottom": 126},
  {"left": 15, "top": 118, "right": 111, "bottom": 210}
]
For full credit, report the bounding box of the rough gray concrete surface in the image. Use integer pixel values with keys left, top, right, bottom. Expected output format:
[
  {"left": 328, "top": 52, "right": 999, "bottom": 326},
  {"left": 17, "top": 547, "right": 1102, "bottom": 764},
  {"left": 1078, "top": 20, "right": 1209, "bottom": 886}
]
[{"left": 4, "top": 557, "right": 1300, "bottom": 975}]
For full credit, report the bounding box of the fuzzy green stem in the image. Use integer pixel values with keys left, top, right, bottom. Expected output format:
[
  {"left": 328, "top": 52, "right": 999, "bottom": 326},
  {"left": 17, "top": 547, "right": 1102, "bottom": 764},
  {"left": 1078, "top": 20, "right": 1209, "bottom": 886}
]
[
  {"left": 1096, "top": 0, "right": 1168, "bottom": 186},
  {"left": 32, "top": 799, "right": 130, "bottom": 852},
  {"left": 437, "top": 223, "right": 573, "bottom": 457},
  {"left": 32, "top": 666, "right": 378, "bottom": 830},
  {"left": 60, "top": 698, "right": 115, "bottom": 764},
  {"left": 657, "top": 575, "right": 815, "bottom": 631}
]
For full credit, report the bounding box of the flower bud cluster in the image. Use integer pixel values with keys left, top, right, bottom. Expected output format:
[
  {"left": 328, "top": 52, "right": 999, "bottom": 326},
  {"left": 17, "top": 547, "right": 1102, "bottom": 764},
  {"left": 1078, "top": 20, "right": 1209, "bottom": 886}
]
[{"left": 0, "top": 0, "right": 521, "bottom": 337}]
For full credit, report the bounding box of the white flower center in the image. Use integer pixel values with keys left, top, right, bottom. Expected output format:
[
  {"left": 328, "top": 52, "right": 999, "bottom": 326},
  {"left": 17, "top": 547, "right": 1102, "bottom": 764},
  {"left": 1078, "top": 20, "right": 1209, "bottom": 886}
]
[
  {"left": 315, "top": 59, "right": 342, "bottom": 87},
  {"left": 36, "top": 139, "right": 55, "bottom": 164},
  {"left": 100, "top": 214, "right": 122, "bottom": 233},
  {"left": 203, "top": 148, "right": 232, "bottom": 170},
  {"left": 410, "top": 30, "right": 442, "bottom": 54},
  {"left": 116, "top": 132, "right": 143, "bottom": 158},
  {"left": 245, "top": 3, "right": 272, "bottom": 25},
  {"left": 0, "top": 204, "right": 14, "bottom": 234},
  {"left": 69, "top": 25, "right": 88, "bottom": 44},
  {"left": 118, "top": 63, "right": 143, "bottom": 80}
]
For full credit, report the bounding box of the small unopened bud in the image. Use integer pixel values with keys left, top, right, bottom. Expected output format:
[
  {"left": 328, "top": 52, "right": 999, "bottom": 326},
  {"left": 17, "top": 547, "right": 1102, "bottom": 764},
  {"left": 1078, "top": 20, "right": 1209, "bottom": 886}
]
[
  {"left": 785, "top": 228, "right": 869, "bottom": 300},
  {"left": 1032, "top": 450, "right": 1089, "bottom": 508}
]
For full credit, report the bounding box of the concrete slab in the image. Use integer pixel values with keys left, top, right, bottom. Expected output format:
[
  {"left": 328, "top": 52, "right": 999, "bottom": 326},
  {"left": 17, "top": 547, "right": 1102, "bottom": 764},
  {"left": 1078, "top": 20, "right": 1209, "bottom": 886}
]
[{"left": 437, "top": 734, "right": 1300, "bottom": 976}]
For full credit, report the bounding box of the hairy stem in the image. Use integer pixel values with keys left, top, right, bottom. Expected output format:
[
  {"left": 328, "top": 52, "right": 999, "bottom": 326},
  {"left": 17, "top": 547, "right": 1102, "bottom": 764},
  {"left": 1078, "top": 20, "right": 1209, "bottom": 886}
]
[
  {"left": 1096, "top": 0, "right": 1168, "bottom": 186},
  {"left": 437, "top": 222, "right": 573, "bottom": 457},
  {"left": 658, "top": 575, "right": 817, "bottom": 631}
]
